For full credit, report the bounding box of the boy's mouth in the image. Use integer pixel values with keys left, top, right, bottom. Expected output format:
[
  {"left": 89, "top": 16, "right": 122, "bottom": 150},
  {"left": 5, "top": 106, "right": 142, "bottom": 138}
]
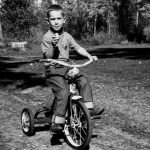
[{"left": 53, "top": 26, "right": 61, "bottom": 30}]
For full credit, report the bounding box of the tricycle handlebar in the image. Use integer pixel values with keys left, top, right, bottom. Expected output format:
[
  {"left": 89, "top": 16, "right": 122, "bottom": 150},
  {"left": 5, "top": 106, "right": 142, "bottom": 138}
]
[{"left": 39, "top": 59, "right": 93, "bottom": 68}]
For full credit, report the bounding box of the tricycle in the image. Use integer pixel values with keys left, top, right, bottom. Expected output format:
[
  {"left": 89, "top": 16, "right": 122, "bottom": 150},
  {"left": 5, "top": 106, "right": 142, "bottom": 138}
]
[{"left": 21, "top": 59, "right": 100, "bottom": 150}]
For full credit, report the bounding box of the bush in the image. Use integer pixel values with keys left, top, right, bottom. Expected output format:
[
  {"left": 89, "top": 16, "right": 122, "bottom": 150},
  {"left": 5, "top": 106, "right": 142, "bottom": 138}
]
[
  {"left": 143, "top": 25, "right": 150, "bottom": 42},
  {"left": 81, "top": 31, "right": 126, "bottom": 45},
  {"left": 2, "top": 0, "right": 38, "bottom": 42},
  {"left": 30, "top": 25, "right": 44, "bottom": 43}
]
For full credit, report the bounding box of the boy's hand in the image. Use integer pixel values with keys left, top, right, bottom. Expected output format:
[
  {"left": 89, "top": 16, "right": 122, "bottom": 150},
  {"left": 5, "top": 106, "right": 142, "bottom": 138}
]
[
  {"left": 89, "top": 56, "right": 98, "bottom": 63},
  {"left": 52, "top": 33, "right": 59, "bottom": 46}
]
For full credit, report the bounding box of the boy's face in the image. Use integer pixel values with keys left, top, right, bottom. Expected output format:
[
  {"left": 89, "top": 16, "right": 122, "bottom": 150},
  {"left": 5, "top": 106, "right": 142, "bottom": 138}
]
[{"left": 48, "top": 10, "right": 65, "bottom": 32}]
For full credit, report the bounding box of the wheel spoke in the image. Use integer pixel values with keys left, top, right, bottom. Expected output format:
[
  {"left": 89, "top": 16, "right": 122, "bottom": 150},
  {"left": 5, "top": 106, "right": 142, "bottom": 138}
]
[
  {"left": 78, "top": 110, "right": 84, "bottom": 120},
  {"left": 80, "top": 126, "right": 87, "bottom": 136},
  {"left": 70, "top": 104, "right": 88, "bottom": 143},
  {"left": 64, "top": 101, "right": 92, "bottom": 148},
  {"left": 73, "top": 126, "right": 85, "bottom": 142}
]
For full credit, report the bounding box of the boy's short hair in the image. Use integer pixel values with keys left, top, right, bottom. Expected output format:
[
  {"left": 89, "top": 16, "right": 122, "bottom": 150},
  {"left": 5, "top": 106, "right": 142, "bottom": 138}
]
[{"left": 47, "top": 4, "right": 65, "bottom": 18}]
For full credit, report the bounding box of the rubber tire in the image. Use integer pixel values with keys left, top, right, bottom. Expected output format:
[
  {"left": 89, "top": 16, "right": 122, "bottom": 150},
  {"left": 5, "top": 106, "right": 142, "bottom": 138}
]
[
  {"left": 21, "top": 108, "right": 35, "bottom": 136},
  {"left": 64, "top": 100, "right": 92, "bottom": 150}
]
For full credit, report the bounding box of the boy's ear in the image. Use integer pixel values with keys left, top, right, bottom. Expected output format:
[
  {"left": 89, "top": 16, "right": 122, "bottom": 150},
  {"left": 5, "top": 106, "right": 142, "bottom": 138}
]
[{"left": 45, "top": 18, "right": 49, "bottom": 24}]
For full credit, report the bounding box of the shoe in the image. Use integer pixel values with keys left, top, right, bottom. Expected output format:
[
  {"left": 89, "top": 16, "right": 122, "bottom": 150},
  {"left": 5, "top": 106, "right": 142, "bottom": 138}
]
[
  {"left": 89, "top": 108, "right": 105, "bottom": 116},
  {"left": 50, "top": 133, "right": 64, "bottom": 145},
  {"left": 50, "top": 123, "right": 63, "bottom": 133}
]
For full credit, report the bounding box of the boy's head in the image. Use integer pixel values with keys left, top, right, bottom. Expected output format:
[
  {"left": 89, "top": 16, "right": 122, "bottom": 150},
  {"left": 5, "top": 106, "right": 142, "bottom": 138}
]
[{"left": 47, "top": 4, "right": 66, "bottom": 32}]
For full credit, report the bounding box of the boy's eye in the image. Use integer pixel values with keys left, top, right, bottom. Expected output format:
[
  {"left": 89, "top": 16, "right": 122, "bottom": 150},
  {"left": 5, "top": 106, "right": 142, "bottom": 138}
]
[
  {"left": 50, "top": 17, "right": 62, "bottom": 21},
  {"left": 50, "top": 18, "right": 55, "bottom": 21}
]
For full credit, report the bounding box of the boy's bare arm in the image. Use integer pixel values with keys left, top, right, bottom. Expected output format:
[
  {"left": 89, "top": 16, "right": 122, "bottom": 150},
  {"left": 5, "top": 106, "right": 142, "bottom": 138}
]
[{"left": 76, "top": 47, "right": 98, "bottom": 62}]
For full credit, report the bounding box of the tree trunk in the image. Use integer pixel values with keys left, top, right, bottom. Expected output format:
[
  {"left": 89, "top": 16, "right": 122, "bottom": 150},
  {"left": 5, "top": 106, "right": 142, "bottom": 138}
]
[
  {"left": 94, "top": 14, "right": 97, "bottom": 37},
  {"left": 136, "top": 10, "right": 139, "bottom": 28},
  {"left": 0, "top": 18, "right": 3, "bottom": 41},
  {"left": 108, "top": 22, "right": 111, "bottom": 36},
  {"left": 108, "top": 17, "right": 111, "bottom": 37}
]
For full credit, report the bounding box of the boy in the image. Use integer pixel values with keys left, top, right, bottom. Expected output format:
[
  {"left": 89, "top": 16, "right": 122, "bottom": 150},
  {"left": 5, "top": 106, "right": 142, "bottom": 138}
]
[{"left": 41, "top": 4, "right": 102, "bottom": 133}]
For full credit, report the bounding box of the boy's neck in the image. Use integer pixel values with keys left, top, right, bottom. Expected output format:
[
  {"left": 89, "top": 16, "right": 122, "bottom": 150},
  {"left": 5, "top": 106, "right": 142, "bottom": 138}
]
[{"left": 50, "top": 27, "right": 64, "bottom": 35}]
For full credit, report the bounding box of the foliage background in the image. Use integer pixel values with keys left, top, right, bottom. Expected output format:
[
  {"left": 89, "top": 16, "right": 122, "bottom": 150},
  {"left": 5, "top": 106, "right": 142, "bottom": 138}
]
[
  {"left": 0, "top": 0, "right": 150, "bottom": 44},
  {"left": 1, "top": 0, "right": 38, "bottom": 42}
]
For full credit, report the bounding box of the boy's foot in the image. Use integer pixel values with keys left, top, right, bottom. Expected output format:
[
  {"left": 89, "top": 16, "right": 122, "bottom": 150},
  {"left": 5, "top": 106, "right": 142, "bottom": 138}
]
[
  {"left": 50, "top": 133, "right": 64, "bottom": 145},
  {"left": 89, "top": 108, "right": 105, "bottom": 116},
  {"left": 50, "top": 123, "right": 63, "bottom": 133}
]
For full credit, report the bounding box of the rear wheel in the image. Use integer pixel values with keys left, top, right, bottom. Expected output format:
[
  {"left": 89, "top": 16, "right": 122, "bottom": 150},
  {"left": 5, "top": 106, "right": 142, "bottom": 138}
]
[
  {"left": 64, "top": 100, "right": 92, "bottom": 150},
  {"left": 21, "top": 108, "right": 35, "bottom": 136}
]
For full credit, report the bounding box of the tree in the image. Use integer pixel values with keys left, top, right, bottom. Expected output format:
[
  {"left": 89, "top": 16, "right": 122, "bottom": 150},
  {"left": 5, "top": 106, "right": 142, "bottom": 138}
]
[
  {"left": 2, "top": 0, "right": 38, "bottom": 41},
  {"left": 118, "top": 0, "right": 150, "bottom": 42},
  {"left": 0, "top": 0, "right": 3, "bottom": 41},
  {"left": 33, "top": 0, "right": 150, "bottom": 43}
]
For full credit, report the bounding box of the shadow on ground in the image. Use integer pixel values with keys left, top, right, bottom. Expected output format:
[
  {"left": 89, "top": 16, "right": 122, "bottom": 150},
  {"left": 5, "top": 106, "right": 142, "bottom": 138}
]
[
  {"left": 71, "top": 47, "right": 150, "bottom": 60},
  {"left": 0, "top": 56, "right": 47, "bottom": 90},
  {"left": 0, "top": 47, "right": 150, "bottom": 90}
]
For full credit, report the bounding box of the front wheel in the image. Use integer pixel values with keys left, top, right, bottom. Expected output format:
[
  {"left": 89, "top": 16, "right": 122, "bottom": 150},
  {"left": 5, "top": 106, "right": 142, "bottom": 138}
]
[
  {"left": 21, "top": 108, "right": 35, "bottom": 136},
  {"left": 64, "top": 99, "right": 92, "bottom": 150}
]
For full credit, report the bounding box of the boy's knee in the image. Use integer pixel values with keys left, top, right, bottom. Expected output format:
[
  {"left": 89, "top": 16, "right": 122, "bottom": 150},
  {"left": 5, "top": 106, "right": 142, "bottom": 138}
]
[
  {"left": 80, "top": 77, "right": 89, "bottom": 86},
  {"left": 63, "top": 88, "right": 69, "bottom": 95},
  {"left": 59, "top": 88, "right": 69, "bottom": 99}
]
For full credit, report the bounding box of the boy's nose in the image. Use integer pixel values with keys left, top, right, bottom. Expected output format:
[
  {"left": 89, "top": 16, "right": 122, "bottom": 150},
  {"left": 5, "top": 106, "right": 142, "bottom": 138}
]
[{"left": 55, "top": 19, "right": 59, "bottom": 24}]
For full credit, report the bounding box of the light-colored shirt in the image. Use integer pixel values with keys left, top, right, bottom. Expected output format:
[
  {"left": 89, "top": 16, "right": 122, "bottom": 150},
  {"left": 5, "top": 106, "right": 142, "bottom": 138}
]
[{"left": 41, "top": 30, "right": 81, "bottom": 59}]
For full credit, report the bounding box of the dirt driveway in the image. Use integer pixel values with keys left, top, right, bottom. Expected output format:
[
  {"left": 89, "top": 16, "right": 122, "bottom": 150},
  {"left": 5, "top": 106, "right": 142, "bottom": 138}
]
[{"left": 0, "top": 47, "right": 150, "bottom": 150}]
